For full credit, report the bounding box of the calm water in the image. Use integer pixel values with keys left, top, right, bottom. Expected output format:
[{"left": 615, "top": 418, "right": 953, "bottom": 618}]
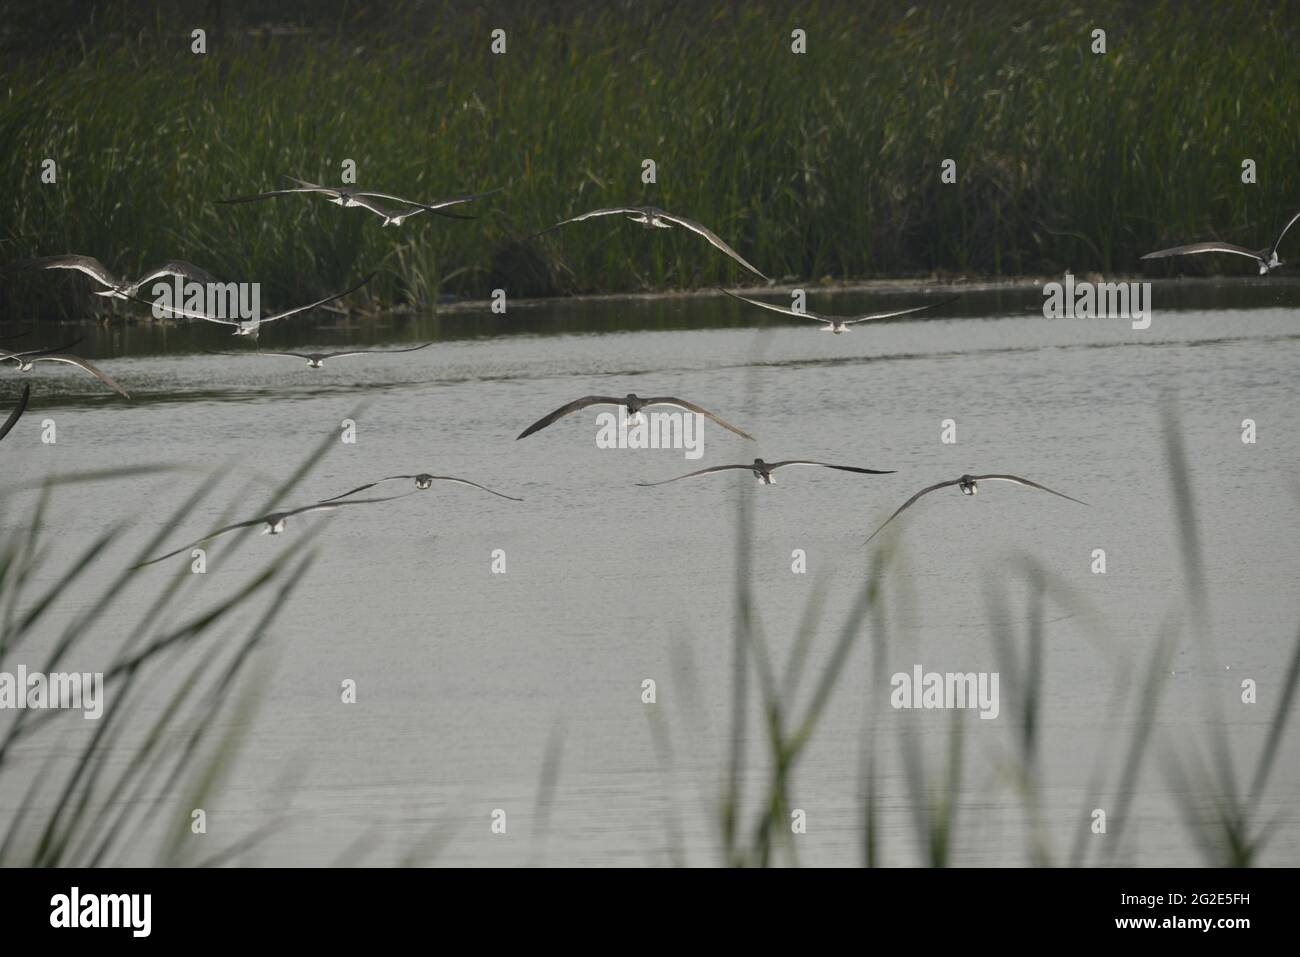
[{"left": 2, "top": 280, "right": 1299, "bottom": 866}]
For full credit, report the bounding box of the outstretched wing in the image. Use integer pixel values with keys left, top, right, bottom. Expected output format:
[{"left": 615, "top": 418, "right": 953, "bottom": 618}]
[
  {"left": 864, "top": 480, "right": 963, "bottom": 544},
  {"left": 218, "top": 185, "right": 332, "bottom": 204},
  {"left": 418, "top": 475, "right": 523, "bottom": 501},
  {"left": 642, "top": 397, "right": 755, "bottom": 440},
  {"left": 971, "top": 474, "right": 1088, "bottom": 506},
  {"left": 135, "top": 515, "right": 273, "bottom": 567},
  {"left": 130, "top": 260, "right": 218, "bottom": 292},
  {"left": 206, "top": 350, "right": 310, "bottom": 361},
  {"left": 654, "top": 212, "right": 769, "bottom": 281},
  {"left": 634, "top": 464, "right": 753, "bottom": 487},
  {"left": 320, "top": 343, "right": 433, "bottom": 361},
  {"left": 768, "top": 460, "right": 895, "bottom": 474},
  {"left": 8, "top": 255, "right": 119, "bottom": 288},
  {"left": 1141, "top": 242, "right": 1262, "bottom": 262},
  {"left": 0, "top": 337, "right": 88, "bottom": 362},
  {"left": 1270, "top": 210, "right": 1300, "bottom": 258},
  {"left": 720, "top": 288, "right": 830, "bottom": 322},
  {"left": 317, "top": 477, "right": 413, "bottom": 502},
  {"left": 0, "top": 384, "right": 30, "bottom": 443},
  {"left": 516, "top": 396, "right": 625, "bottom": 439},
  {"left": 31, "top": 355, "right": 130, "bottom": 399},
  {"left": 260, "top": 272, "right": 376, "bottom": 323},
  {"left": 847, "top": 297, "right": 957, "bottom": 324},
  {"left": 532, "top": 207, "right": 645, "bottom": 238},
  {"left": 355, "top": 186, "right": 500, "bottom": 216}
]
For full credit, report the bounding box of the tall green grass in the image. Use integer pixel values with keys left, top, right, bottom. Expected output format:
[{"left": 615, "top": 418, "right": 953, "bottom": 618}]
[{"left": 3, "top": 0, "right": 1298, "bottom": 318}]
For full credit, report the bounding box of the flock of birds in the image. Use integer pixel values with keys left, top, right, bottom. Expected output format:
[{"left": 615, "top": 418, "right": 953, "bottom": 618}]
[{"left": 4, "top": 174, "right": 1298, "bottom": 564}]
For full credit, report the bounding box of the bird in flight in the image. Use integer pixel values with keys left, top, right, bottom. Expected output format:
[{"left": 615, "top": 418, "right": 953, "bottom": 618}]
[
  {"left": 864, "top": 473, "right": 1087, "bottom": 543},
  {"left": 135, "top": 496, "right": 410, "bottom": 567},
  {"left": 219, "top": 177, "right": 500, "bottom": 225},
  {"left": 638, "top": 458, "right": 894, "bottom": 487},
  {"left": 208, "top": 342, "right": 433, "bottom": 368},
  {"left": 140, "top": 272, "right": 375, "bottom": 336},
  {"left": 722, "top": 289, "right": 956, "bottom": 333},
  {"left": 321, "top": 473, "right": 523, "bottom": 503},
  {"left": 0, "top": 384, "right": 30, "bottom": 443},
  {"left": 517, "top": 393, "right": 755, "bottom": 441},
  {"left": 535, "top": 206, "right": 768, "bottom": 280},
  {"left": 1141, "top": 210, "right": 1300, "bottom": 275},
  {"left": 5, "top": 255, "right": 217, "bottom": 299}
]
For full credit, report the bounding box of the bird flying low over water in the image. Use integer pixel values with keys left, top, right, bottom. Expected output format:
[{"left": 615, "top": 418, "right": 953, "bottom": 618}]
[
  {"left": 4, "top": 255, "right": 217, "bottom": 299},
  {"left": 218, "top": 177, "right": 501, "bottom": 225},
  {"left": 0, "top": 384, "right": 30, "bottom": 443},
  {"left": 517, "top": 394, "right": 755, "bottom": 441},
  {"left": 321, "top": 473, "right": 524, "bottom": 503},
  {"left": 0, "top": 345, "right": 129, "bottom": 398},
  {"left": 863, "top": 473, "right": 1087, "bottom": 544},
  {"left": 135, "top": 496, "right": 411, "bottom": 567},
  {"left": 638, "top": 458, "right": 895, "bottom": 486},
  {"left": 721, "top": 289, "right": 956, "bottom": 333},
  {"left": 534, "top": 206, "right": 769, "bottom": 280},
  {"left": 1141, "top": 210, "right": 1300, "bottom": 275},
  {"left": 140, "top": 272, "right": 375, "bottom": 336},
  {"left": 207, "top": 342, "right": 433, "bottom": 368}
]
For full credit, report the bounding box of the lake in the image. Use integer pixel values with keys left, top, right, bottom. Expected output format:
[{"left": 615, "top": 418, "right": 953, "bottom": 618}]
[{"left": 2, "top": 278, "right": 1298, "bottom": 866}]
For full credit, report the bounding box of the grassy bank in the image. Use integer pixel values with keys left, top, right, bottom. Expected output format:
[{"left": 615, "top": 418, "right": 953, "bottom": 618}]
[{"left": 2, "top": 0, "right": 1298, "bottom": 318}]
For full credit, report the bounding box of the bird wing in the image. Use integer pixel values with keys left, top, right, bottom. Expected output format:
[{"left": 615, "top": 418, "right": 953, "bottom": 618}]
[
  {"left": 847, "top": 297, "right": 957, "bottom": 324},
  {"left": 1270, "top": 210, "right": 1300, "bottom": 258},
  {"left": 0, "top": 384, "right": 30, "bottom": 443},
  {"left": 654, "top": 212, "right": 769, "bottom": 280},
  {"left": 634, "top": 464, "right": 755, "bottom": 486},
  {"left": 1141, "top": 242, "right": 1262, "bottom": 262},
  {"left": 260, "top": 272, "right": 376, "bottom": 323},
  {"left": 135, "top": 515, "right": 274, "bottom": 566},
  {"left": 516, "top": 396, "right": 625, "bottom": 439},
  {"left": 123, "top": 291, "right": 239, "bottom": 324},
  {"left": 720, "top": 288, "right": 830, "bottom": 322},
  {"left": 970, "top": 474, "right": 1088, "bottom": 506},
  {"left": 129, "top": 260, "right": 218, "bottom": 291},
  {"left": 30, "top": 355, "right": 130, "bottom": 399},
  {"left": 864, "top": 479, "right": 964, "bottom": 543},
  {"left": 532, "top": 207, "right": 646, "bottom": 237},
  {"left": 10, "top": 255, "right": 120, "bottom": 288},
  {"left": 641, "top": 397, "right": 755, "bottom": 440},
  {"left": 217, "top": 187, "right": 329, "bottom": 204},
  {"left": 0, "top": 337, "right": 88, "bottom": 362},
  {"left": 317, "top": 477, "right": 412, "bottom": 503},
  {"left": 206, "top": 350, "right": 310, "bottom": 360},
  {"left": 282, "top": 496, "right": 409, "bottom": 519},
  {"left": 285, "top": 176, "right": 345, "bottom": 196},
  {"left": 768, "top": 460, "right": 896, "bottom": 474},
  {"left": 319, "top": 342, "right": 434, "bottom": 360},
  {"left": 355, "top": 186, "right": 500, "bottom": 213},
  {"left": 137, "top": 496, "right": 411, "bottom": 567},
  {"left": 419, "top": 475, "right": 524, "bottom": 501}
]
